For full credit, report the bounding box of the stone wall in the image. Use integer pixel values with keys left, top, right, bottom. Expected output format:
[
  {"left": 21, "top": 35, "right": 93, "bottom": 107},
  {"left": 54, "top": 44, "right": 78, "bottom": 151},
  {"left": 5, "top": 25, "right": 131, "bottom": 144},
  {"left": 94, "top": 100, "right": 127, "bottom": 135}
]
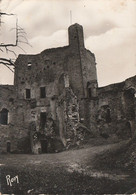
[
  {"left": 0, "top": 85, "right": 31, "bottom": 153},
  {"left": 98, "top": 77, "right": 136, "bottom": 138}
]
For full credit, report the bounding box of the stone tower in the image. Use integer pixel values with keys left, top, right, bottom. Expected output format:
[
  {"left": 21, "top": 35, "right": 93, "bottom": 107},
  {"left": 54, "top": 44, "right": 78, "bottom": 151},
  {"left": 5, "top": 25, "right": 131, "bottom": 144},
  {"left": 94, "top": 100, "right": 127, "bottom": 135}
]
[
  {"left": 68, "top": 23, "right": 85, "bottom": 48},
  {"left": 68, "top": 23, "right": 98, "bottom": 99}
]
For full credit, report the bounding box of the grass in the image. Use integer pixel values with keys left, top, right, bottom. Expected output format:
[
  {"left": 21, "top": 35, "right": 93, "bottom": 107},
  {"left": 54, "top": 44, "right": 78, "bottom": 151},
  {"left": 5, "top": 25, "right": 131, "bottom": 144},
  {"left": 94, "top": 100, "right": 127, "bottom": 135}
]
[{"left": 0, "top": 138, "right": 136, "bottom": 194}]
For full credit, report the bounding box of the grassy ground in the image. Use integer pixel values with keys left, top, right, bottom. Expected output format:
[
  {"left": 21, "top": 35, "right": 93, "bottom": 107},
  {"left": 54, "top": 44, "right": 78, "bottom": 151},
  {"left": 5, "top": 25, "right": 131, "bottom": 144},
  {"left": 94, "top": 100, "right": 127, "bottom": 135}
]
[{"left": 0, "top": 138, "right": 136, "bottom": 194}]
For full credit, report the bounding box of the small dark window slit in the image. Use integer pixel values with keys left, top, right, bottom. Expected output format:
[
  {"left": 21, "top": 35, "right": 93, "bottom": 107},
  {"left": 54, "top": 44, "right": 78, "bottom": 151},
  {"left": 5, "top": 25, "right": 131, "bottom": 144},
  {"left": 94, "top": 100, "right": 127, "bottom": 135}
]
[
  {"left": 40, "top": 87, "right": 46, "bottom": 98},
  {"left": 26, "top": 89, "right": 31, "bottom": 99}
]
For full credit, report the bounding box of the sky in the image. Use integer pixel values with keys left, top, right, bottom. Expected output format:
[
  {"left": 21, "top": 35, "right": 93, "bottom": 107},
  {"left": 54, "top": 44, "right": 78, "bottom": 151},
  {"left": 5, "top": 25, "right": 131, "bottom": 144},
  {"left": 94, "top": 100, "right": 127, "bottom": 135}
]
[{"left": 0, "top": 0, "right": 136, "bottom": 87}]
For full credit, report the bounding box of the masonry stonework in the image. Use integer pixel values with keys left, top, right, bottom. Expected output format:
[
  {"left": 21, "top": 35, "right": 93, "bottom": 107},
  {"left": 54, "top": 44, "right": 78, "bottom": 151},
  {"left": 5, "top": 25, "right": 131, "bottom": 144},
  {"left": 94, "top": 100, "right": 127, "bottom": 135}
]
[{"left": 0, "top": 23, "right": 136, "bottom": 154}]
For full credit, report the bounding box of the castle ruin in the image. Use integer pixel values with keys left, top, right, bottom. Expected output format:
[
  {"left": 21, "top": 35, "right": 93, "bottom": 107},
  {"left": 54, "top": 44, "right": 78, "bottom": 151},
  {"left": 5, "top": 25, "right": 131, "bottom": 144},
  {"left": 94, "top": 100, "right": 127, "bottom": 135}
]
[{"left": 0, "top": 23, "right": 136, "bottom": 154}]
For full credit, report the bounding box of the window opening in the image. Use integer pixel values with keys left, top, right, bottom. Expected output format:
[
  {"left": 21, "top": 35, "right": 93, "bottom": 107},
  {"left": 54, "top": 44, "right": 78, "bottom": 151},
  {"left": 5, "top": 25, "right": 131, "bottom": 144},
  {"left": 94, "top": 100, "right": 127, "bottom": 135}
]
[
  {"left": 87, "top": 82, "right": 92, "bottom": 98},
  {"left": 105, "top": 108, "right": 111, "bottom": 123},
  {"left": 26, "top": 89, "right": 31, "bottom": 99},
  {"left": 40, "top": 112, "right": 46, "bottom": 130},
  {"left": 88, "top": 88, "right": 92, "bottom": 98},
  {"left": 0, "top": 108, "right": 9, "bottom": 125},
  {"left": 27, "top": 62, "right": 32, "bottom": 69},
  {"left": 40, "top": 87, "right": 46, "bottom": 98},
  {"left": 7, "top": 141, "right": 11, "bottom": 153}
]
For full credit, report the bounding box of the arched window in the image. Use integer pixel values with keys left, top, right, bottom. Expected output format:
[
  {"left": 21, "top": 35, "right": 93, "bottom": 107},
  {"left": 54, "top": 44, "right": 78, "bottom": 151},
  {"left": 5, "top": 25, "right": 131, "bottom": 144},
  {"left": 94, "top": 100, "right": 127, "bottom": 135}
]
[{"left": 0, "top": 108, "right": 9, "bottom": 125}]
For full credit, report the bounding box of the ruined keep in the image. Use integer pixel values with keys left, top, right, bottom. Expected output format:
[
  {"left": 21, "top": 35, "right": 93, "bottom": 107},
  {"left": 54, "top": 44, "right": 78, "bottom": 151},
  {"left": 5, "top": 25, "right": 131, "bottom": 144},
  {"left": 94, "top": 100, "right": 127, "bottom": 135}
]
[{"left": 0, "top": 23, "right": 136, "bottom": 154}]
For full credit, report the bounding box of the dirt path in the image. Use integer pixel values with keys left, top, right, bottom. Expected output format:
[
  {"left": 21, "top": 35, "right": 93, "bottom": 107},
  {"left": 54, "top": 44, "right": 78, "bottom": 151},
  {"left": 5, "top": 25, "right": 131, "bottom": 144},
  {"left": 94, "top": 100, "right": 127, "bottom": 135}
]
[{"left": 0, "top": 140, "right": 135, "bottom": 194}]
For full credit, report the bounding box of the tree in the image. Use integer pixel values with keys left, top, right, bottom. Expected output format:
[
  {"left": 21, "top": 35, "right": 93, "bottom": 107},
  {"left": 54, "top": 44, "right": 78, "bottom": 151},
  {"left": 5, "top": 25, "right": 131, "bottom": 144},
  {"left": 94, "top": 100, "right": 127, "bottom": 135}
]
[{"left": 0, "top": 12, "right": 31, "bottom": 72}]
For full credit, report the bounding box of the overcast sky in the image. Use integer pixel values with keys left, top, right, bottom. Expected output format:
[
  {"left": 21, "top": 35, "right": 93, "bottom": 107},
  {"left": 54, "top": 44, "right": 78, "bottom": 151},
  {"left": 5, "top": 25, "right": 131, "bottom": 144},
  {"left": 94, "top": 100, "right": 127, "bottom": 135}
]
[{"left": 0, "top": 0, "right": 136, "bottom": 86}]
